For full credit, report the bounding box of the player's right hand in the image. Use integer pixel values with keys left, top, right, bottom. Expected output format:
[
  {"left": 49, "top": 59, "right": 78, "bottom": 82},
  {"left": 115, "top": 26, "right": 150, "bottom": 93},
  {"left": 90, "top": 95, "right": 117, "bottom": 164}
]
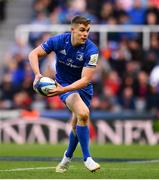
[{"left": 33, "top": 74, "right": 43, "bottom": 87}]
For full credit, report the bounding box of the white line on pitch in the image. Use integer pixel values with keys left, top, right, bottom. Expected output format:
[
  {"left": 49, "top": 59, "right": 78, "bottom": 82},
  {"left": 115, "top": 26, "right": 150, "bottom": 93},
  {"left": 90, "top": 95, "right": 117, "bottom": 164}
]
[
  {"left": 106, "top": 167, "right": 159, "bottom": 171},
  {"left": 128, "top": 159, "right": 159, "bottom": 164},
  {"left": 0, "top": 166, "right": 56, "bottom": 172}
]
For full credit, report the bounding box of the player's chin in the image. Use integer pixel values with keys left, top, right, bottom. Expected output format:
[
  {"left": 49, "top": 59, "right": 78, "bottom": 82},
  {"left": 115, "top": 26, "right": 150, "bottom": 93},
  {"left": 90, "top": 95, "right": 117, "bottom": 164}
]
[{"left": 80, "top": 40, "right": 86, "bottom": 44}]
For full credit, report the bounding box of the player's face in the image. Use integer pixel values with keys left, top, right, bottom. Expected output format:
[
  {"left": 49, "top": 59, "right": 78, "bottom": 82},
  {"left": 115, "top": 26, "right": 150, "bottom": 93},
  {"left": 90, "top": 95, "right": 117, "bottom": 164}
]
[{"left": 72, "top": 23, "right": 90, "bottom": 45}]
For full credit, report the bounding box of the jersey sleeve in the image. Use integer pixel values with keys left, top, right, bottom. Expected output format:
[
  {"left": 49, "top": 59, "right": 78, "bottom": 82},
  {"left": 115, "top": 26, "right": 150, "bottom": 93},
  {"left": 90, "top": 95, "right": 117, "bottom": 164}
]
[
  {"left": 41, "top": 34, "right": 65, "bottom": 54},
  {"left": 84, "top": 44, "right": 99, "bottom": 68}
]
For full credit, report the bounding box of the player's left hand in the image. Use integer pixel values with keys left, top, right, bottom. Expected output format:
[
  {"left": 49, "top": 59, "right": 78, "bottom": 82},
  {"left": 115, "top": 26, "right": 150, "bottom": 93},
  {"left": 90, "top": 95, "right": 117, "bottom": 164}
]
[{"left": 47, "top": 82, "right": 65, "bottom": 97}]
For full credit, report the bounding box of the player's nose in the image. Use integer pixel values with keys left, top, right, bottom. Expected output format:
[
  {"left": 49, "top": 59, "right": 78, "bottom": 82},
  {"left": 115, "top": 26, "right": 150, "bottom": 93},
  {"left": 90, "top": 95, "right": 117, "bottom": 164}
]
[
  {"left": 83, "top": 31, "right": 88, "bottom": 36},
  {"left": 83, "top": 33, "right": 88, "bottom": 38}
]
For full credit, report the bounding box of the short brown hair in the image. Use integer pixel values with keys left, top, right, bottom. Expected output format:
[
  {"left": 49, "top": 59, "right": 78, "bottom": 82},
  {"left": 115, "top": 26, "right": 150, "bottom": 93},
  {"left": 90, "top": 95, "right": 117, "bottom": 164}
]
[{"left": 71, "top": 16, "right": 91, "bottom": 26}]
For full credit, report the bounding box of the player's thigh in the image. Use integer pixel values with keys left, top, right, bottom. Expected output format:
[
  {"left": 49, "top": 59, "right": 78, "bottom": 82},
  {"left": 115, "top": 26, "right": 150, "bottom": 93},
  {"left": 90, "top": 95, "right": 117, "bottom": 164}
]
[{"left": 66, "top": 93, "right": 90, "bottom": 118}]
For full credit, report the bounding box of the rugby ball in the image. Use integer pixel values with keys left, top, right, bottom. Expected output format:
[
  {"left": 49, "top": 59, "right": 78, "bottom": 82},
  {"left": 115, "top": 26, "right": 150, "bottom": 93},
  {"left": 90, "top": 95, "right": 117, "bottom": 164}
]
[{"left": 33, "top": 77, "right": 56, "bottom": 96}]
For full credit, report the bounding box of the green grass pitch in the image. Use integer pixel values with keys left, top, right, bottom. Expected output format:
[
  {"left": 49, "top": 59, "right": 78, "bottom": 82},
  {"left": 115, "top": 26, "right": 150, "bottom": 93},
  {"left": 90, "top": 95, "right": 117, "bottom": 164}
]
[{"left": 0, "top": 144, "right": 159, "bottom": 179}]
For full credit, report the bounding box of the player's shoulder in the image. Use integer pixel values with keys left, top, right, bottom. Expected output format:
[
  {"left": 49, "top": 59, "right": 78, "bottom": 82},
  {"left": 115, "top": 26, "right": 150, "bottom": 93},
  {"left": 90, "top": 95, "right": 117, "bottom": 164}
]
[
  {"left": 85, "top": 39, "right": 99, "bottom": 53},
  {"left": 86, "top": 39, "right": 99, "bottom": 53}
]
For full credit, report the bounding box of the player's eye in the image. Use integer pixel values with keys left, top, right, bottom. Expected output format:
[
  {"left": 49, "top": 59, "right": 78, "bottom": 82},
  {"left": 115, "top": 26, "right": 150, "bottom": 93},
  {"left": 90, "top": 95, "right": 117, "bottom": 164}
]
[{"left": 80, "top": 29, "right": 85, "bottom": 32}]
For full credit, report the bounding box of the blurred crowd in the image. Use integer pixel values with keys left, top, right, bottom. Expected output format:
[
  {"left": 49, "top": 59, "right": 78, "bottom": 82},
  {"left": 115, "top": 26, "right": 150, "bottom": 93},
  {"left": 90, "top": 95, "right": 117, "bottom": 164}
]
[{"left": 1, "top": 0, "right": 159, "bottom": 113}]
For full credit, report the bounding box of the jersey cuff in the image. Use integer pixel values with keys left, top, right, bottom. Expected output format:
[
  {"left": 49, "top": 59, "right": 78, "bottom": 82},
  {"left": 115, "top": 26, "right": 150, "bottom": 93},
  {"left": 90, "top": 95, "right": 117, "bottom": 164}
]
[
  {"left": 85, "top": 65, "right": 96, "bottom": 68},
  {"left": 41, "top": 44, "right": 50, "bottom": 54}
]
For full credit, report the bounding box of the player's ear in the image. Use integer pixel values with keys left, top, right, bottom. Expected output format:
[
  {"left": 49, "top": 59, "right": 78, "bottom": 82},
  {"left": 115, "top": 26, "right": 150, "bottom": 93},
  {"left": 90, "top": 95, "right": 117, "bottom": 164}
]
[
  {"left": 71, "top": 23, "right": 78, "bottom": 32},
  {"left": 71, "top": 27, "right": 75, "bottom": 32}
]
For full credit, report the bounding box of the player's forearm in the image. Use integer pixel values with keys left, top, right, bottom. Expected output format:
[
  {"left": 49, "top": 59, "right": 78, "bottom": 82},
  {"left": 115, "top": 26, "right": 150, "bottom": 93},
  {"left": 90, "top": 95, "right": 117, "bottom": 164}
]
[
  {"left": 63, "top": 77, "right": 90, "bottom": 92},
  {"left": 28, "top": 51, "right": 41, "bottom": 75}
]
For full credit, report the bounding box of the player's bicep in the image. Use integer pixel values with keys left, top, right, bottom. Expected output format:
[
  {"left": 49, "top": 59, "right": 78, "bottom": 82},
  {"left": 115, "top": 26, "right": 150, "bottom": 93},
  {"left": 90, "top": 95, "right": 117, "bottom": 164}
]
[{"left": 82, "top": 67, "right": 96, "bottom": 81}]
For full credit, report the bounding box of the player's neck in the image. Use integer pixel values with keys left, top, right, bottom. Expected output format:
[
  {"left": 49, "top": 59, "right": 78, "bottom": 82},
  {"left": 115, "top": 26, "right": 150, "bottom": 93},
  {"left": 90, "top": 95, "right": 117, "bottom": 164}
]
[{"left": 71, "top": 35, "right": 80, "bottom": 47}]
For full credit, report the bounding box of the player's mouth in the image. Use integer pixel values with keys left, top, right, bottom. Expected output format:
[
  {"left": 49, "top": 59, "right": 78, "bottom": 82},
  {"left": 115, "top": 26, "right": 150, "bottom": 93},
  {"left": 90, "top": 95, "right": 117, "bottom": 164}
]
[{"left": 81, "top": 38, "right": 86, "bottom": 41}]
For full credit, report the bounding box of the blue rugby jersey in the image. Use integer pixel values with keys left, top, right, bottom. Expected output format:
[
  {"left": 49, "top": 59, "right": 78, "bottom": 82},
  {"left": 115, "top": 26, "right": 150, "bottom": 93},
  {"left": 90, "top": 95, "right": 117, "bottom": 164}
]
[{"left": 41, "top": 32, "right": 99, "bottom": 95}]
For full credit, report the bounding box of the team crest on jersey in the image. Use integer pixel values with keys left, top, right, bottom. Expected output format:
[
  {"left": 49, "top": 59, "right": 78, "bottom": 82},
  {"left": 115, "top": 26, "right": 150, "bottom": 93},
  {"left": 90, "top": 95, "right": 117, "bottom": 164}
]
[
  {"left": 60, "top": 49, "right": 66, "bottom": 55},
  {"left": 76, "top": 52, "right": 84, "bottom": 61},
  {"left": 88, "top": 54, "right": 98, "bottom": 66}
]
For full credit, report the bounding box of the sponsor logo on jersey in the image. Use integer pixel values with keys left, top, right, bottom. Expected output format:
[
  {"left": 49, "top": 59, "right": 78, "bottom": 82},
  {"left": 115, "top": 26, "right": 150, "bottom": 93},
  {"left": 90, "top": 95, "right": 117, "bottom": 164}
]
[
  {"left": 88, "top": 54, "right": 98, "bottom": 66},
  {"left": 67, "top": 58, "right": 73, "bottom": 63},
  {"left": 58, "top": 58, "right": 81, "bottom": 68}
]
